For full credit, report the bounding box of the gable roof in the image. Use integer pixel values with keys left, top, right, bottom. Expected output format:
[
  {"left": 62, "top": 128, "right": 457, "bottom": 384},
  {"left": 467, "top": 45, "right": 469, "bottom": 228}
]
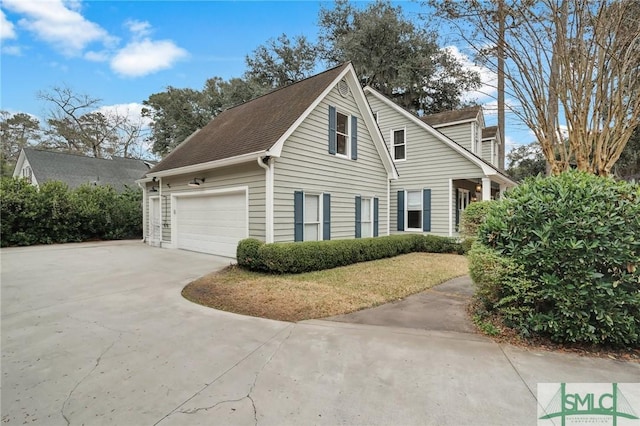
[
  {"left": 420, "top": 106, "right": 482, "bottom": 127},
  {"left": 482, "top": 126, "right": 498, "bottom": 140},
  {"left": 363, "top": 87, "right": 515, "bottom": 186},
  {"left": 149, "top": 63, "right": 361, "bottom": 175},
  {"left": 15, "top": 148, "right": 151, "bottom": 191}
]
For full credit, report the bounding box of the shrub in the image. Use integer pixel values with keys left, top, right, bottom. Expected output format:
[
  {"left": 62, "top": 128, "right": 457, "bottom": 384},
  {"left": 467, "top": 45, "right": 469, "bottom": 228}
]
[
  {"left": 238, "top": 234, "right": 463, "bottom": 274},
  {"left": 477, "top": 171, "right": 640, "bottom": 347},
  {"left": 460, "top": 201, "right": 494, "bottom": 239},
  {"left": 237, "top": 238, "right": 266, "bottom": 271},
  {"left": 0, "top": 177, "right": 143, "bottom": 247}
]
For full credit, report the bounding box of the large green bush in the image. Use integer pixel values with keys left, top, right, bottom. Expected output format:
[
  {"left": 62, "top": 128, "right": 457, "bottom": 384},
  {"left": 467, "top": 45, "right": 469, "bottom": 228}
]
[
  {"left": 237, "top": 234, "right": 464, "bottom": 274},
  {"left": 1, "top": 177, "right": 142, "bottom": 247},
  {"left": 460, "top": 201, "right": 494, "bottom": 239},
  {"left": 475, "top": 171, "right": 640, "bottom": 347}
]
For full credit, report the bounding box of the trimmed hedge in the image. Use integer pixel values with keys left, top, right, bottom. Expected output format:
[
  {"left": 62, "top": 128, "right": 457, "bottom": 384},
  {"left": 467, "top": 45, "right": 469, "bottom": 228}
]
[
  {"left": 1, "top": 177, "right": 142, "bottom": 247},
  {"left": 237, "top": 234, "right": 464, "bottom": 274},
  {"left": 473, "top": 171, "right": 640, "bottom": 348}
]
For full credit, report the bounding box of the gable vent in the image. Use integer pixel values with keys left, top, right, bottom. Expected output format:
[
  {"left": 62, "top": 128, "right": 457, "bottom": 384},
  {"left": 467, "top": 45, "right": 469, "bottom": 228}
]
[{"left": 337, "top": 80, "right": 350, "bottom": 97}]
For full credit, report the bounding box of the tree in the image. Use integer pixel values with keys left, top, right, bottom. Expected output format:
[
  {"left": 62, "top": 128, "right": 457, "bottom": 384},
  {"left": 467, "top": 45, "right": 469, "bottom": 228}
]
[
  {"left": 0, "top": 111, "right": 42, "bottom": 176},
  {"left": 505, "top": 142, "right": 546, "bottom": 181},
  {"left": 612, "top": 126, "right": 640, "bottom": 181},
  {"left": 429, "top": 0, "right": 640, "bottom": 176},
  {"left": 245, "top": 34, "right": 319, "bottom": 89},
  {"left": 318, "top": 0, "right": 481, "bottom": 114},
  {"left": 38, "top": 86, "right": 145, "bottom": 159}
]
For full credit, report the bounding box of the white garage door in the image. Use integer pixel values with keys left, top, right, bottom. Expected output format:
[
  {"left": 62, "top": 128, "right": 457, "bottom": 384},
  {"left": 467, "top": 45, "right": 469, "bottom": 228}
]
[{"left": 175, "top": 191, "right": 247, "bottom": 258}]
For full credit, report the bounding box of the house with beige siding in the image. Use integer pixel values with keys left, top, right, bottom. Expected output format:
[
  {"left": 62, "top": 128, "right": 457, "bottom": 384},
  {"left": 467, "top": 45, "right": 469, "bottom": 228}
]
[
  {"left": 139, "top": 63, "right": 516, "bottom": 258},
  {"left": 364, "top": 87, "right": 515, "bottom": 236},
  {"left": 138, "top": 63, "right": 397, "bottom": 258}
]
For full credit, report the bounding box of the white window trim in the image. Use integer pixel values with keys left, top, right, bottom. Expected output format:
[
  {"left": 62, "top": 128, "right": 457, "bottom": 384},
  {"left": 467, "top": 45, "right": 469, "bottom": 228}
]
[
  {"left": 361, "top": 196, "right": 374, "bottom": 238},
  {"left": 392, "top": 127, "right": 407, "bottom": 162},
  {"left": 335, "top": 109, "right": 351, "bottom": 159},
  {"left": 405, "top": 189, "right": 422, "bottom": 232},
  {"left": 303, "top": 192, "right": 323, "bottom": 242}
]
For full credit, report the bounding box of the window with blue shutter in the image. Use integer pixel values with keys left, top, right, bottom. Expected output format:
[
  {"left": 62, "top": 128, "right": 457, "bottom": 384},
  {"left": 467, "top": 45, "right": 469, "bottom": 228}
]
[
  {"left": 328, "top": 106, "right": 337, "bottom": 154},
  {"left": 294, "top": 191, "right": 304, "bottom": 242},
  {"left": 355, "top": 195, "right": 362, "bottom": 238},
  {"left": 373, "top": 197, "right": 379, "bottom": 237},
  {"left": 323, "top": 193, "right": 331, "bottom": 240},
  {"left": 397, "top": 190, "right": 405, "bottom": 231},
  {"left": 351, "top": 116, "right": 358, "bottom": 160},
  {"left": 422, "top": 189, "right": 432, "bottom": 232}
]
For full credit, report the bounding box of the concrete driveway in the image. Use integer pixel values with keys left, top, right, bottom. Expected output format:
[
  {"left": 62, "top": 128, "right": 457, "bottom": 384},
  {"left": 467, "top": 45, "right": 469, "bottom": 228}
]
[{"left": 2, "top": 241, "right": 638, "bottom": 426}]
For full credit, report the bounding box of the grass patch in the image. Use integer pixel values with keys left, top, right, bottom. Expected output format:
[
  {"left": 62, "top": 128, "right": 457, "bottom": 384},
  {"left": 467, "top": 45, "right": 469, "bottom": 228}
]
[{"left": 182, "top": 252, "right": 468, "bottom": 322}]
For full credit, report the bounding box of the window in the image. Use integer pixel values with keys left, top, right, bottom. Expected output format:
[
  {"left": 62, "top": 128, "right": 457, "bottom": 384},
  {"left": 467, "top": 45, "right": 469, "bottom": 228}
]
[
  {"left": 336, "top": 111, "right": 349, "bottom": 156},
  {"left": 393, "top": 129, "right": 406, "bottom": 160},
  {"left": 361, "top": 197, "right": 373, "bottom": 237},
  {"left": 328, "top": 106, "right": 357, "bottom": 160},
  {"left": 22, "top": 166, "right": 32, "bottom": 184},
  {"left": 304, "top": 194, "right": 321, "bottom": 241},
  {"left": 406, "top": 190, "right": 422, "bottom": 230}
]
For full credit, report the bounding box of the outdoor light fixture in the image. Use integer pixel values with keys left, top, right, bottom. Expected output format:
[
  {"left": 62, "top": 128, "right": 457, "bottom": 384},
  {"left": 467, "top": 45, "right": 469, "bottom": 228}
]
[
  {"left": 475, "top": 183, "right": 482, "bottom": 192},
  {"left": 149, "top": 185, "right": 158, "bottom": 193},
  {"left": 188, "top": 177, "right": 205, "bottom": 187}
]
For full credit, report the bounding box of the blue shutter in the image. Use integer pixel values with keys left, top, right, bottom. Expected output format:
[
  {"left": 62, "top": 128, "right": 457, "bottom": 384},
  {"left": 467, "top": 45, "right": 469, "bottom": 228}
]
[
  {"left": 294, "top": 191, "right": 304, "bottom": 242},
  {"left": 328, "top": 106, "right": 337, "bottom": 154},
  {"left": 351, "top": 116, "right": 358, "bottom": 160},
  {"left": 397, "top": 191, "right": 405, "bottom": 231},
  {"left": 373, "top": 197, "right": 379, "bottom": 237},
  {"left": 323, "top": 193, "right": 331, "bottom": 240},
  {"left": 423, "top": 189, "right": 431, "bottom": 232},
  {"left": 355, "top": 195, "right": 362, "bottom": 238}
]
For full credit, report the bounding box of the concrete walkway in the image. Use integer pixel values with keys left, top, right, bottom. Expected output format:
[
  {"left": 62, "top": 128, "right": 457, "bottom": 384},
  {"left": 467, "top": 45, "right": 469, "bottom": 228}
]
[
  {"left": 327, "top": 275, "right": 476, "bottom": 334},
  {"left": 2, "top": 241, "right": 638, "bottom": 426}
]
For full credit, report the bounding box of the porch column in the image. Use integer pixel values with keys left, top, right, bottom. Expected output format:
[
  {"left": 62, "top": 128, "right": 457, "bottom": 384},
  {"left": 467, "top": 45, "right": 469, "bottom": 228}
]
[
  {"left": 499, "top": 183, "right": 508, "bottom": 199},
  {"left": 482, "top": 177, "right": 492, "bottom": 201}
]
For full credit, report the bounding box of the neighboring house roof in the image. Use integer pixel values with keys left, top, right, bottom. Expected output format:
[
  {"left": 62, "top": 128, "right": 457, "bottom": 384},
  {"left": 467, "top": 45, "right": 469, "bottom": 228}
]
[
  {"left": 14, "top": 148, "right": 151, "bottom": 191},
  {"left": 364, "top": 86, "right": 516, "bottom": 186},
  {"left": 148, "top": 62, "right": 398, "bottom": 179},
  {"left": 420, "top": 106, "right": 482, "bottom": 127},
  {"left": 482, "top": 126, "right": 498, "bottom": 140}
]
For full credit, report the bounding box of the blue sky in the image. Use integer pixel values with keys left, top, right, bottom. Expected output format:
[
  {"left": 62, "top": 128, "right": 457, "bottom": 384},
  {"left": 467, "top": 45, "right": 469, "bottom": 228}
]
[{"left": 1, "top": 0, "right": 530, "bottom": 151}]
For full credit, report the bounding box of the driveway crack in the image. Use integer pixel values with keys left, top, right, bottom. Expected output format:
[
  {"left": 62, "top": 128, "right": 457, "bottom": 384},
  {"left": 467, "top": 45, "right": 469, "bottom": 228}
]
[
  {"left": 60, "top": 333, "right": 121, "bottom": 425},
  {"left": 155, "top": 324, "right": 294, "bottom": 425}
]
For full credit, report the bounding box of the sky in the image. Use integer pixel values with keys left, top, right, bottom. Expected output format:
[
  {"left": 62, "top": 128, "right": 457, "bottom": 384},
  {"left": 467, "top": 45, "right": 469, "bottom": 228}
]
[{"left": 1, "top": 0, "right": 531, "bottom": 155}]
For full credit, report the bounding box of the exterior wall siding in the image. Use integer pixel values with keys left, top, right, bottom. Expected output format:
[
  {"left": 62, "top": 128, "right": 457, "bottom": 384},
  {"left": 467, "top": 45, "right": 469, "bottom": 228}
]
[
  {"left": 145, "top": 162, "right": 265, "bottom": 244},
  {"left": 482, "top": 140, "right": 493, "bottom": 164},
  {"left": 273, "top": 84, "right": 390, "bottom": 242},
  {"left": 437, "top": 124, "right": 473, "bottom": 152},
  {"left": 367, "top": 94, "right": 485, "bottom": 236}
]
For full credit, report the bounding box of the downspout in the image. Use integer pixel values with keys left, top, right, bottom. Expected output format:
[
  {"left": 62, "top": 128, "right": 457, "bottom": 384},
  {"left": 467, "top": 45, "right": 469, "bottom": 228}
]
[
  {"left": 138, "top": 181, "right": 147, "bottom": 243},
  {"left": 257, "top": 156, "right": 274, "bottom": 243},
  {"left": 159, "top": 177, "right": 163, "bottom": 247},
  {"left": 387, "top": 179, "right": 391, "bottom": 236}
]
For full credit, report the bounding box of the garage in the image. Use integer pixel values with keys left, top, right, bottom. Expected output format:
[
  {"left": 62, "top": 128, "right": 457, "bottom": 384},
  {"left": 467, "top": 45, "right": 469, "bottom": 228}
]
[{"left": 173, "top": 189, "right": 248, "bottom": 258}]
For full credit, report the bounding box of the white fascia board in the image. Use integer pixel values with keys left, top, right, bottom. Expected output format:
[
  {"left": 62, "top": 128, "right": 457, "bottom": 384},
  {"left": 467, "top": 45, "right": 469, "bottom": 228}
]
[
  {"left": 148, "top": 150, "right": 267, "bottom": 178},
  {"left": 12, "top": 149, "right": 26, "bottom": 177},
  {"left": 135, "top": 177, "right": 154, "bottom": 184},
  {"left": 430, "top": 118, "right": 476, "bottom": 128},
  {"left": 364, "top": 86, "right": 515, "bottom": 185}
]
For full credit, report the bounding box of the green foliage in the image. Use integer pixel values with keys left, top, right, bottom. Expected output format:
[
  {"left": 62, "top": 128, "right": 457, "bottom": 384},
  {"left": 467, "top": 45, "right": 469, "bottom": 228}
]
[
  {"left": 237, "top": 238, "right": 266, "bottom": 271},
  {"left": 460, "top": 201, "right": 494, "bottom": 239},
  {"left": 318, "top": 0, "right": 480, "bottom": 114},
  {"left": 476, "top": 171, "right": 640, "bottom": 347},
  {"left": 237, "top": 234, "right": 463, "bottom": 274},
  {"left": 505, "top": 142, "right": 546, "bottom": 182},
  {"left": 0, "top": 177, "right": 142, "bottom": 247}
]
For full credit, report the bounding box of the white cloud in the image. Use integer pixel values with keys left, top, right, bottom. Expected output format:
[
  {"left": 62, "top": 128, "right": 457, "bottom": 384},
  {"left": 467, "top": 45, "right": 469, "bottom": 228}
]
[
  {"left": 84, "top": 50, "right": 109, "bottom": 62},
  {"left": 2, "top": 45, "right": 21, "bottom": 55},
  {"left": 444, "top": 45, "right": 497, "bottom": 103},
  {"left": 97, "top": 102, "right": 152, "bottom": 127},
  {"left": 125, "top": 19, "right": 152, "bottom": 38},
  {"left": 1, "top": 9, "right": 17, "bottom": 39},
  {"left": 3, "top": 0, "right": 116, "bottom": 56},
  {"left": 110, "top": 39, "right": 187, "bottom": 77}
]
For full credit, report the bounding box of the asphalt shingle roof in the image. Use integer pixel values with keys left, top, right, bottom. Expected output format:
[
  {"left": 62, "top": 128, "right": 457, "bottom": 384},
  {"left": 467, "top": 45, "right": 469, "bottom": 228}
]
[
  {"left": 482, "top": 126, "right": 498, "bottom": 140},
  {"left": 149, "top": 63, "right": 350, "bottom": 174},
  {"left": 23, "top": 148, "right": 151, "bottom": 191},
  {"left": 420, "top": 105, "right": 482, "bottom": 127}
]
